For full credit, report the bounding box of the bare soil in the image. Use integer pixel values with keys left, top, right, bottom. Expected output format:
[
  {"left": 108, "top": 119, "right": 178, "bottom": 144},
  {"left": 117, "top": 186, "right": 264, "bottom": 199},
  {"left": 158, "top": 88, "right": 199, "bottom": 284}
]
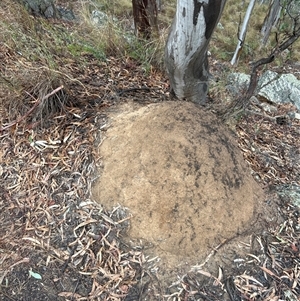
[{"left": 92, "top": 101, "right": 267, "bottom": 271}]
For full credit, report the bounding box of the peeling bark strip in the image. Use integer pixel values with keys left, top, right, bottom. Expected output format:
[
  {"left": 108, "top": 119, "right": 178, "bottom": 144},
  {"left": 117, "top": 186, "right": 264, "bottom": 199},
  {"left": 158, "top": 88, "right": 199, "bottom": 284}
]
[
  {"left": 193, "top": 0, "right": 202, "bottom": 25},
  {"left": 203, "top": 0, "right": 223, "bottom": 39},
  {"left": 165, "top": 0, "right": 226, "bottom": 104},
  {"left": 193, "top": 0, "right": 222, "bottom": 38}
]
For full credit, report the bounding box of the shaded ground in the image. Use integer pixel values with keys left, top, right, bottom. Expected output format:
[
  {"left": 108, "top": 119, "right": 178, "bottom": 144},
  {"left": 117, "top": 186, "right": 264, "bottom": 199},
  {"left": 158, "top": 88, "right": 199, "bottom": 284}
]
[{"left": 1, "top": 4, "right": 300, "bottom": 301}]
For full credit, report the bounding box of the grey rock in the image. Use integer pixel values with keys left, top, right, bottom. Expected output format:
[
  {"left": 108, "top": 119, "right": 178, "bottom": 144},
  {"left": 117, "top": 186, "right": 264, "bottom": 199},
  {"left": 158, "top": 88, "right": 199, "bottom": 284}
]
[
  {"left": 91, "top": 10, "right": 109, "bottom": 27},
  {"left": 57, "top": 7, "right": 76, "bottom": 21},
  {"left": 250, "top": 96, "right": 278, "bottom": 113},
  {"left": 20, "top": 0, "right": 58, "bottom": 18},
  {"left": 217, "top": 22, "right": 224, "bottom": 30},
  {"left": 227, "top": 71, "right": 300, "bottom": 111},
  {"left": 19, "top": 0, "right": 75, "bottom": 20},
  {"left": 277, "top": 184, "right": 300, "bottom": 208},
  {"left": 44, "top": 4, "right": 55, "bottom": 18},
  {"left": 226, "top": 72, "right": 250, "bottom": 95},
  {"left": 258, "top": 70, "right": 300, "bottom": 110},
  {"left": 90, "top": 10, "right": 118, "bottom": 28},
  {"left": 294, "top": 112, "right": 300, "bottom": 120},
  {"left": 260, "top": 102, "right": 278, "bottom": 113}
]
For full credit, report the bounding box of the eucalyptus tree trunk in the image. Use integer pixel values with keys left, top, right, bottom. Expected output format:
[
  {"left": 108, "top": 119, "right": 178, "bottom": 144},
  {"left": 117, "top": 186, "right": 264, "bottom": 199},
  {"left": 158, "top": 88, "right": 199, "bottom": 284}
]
[
  {"left": 231, "top": 0, "right": 256, "bottom": 65},
  {"left": 260, "top": 0, "right": 281, "bottom": 46},
  {"left": 132, "top": 0, "right": 158, "bottom": 39},
  {"left": 165, "top": 0, "right": 226, "bottom": 104}
]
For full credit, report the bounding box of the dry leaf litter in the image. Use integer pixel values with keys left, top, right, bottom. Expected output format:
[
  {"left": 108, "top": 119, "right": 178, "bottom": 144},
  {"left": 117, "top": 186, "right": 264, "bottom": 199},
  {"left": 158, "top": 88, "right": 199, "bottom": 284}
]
[{"left": 1, "top": 33, "right": 300, "bottom": 301}]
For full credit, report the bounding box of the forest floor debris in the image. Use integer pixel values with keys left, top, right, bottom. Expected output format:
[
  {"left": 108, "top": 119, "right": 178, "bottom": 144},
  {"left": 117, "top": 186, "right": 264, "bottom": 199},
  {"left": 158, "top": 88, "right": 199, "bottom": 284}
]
[{"left": 1, "top": 3, "right": 300, "bottom": 300}]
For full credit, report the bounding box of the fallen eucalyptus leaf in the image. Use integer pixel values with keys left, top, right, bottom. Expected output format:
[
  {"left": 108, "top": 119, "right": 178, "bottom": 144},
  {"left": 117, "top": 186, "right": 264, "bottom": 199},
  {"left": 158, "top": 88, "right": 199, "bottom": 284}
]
[{"left": 29, "top": 269, "right": 42, "bottom": 280}]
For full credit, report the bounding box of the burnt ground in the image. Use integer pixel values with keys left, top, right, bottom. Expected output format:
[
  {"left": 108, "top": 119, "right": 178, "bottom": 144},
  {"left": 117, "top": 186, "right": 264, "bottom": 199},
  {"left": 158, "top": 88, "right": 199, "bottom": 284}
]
[{"left": 1, "top": 20, "right": 300, "bottom": 301}]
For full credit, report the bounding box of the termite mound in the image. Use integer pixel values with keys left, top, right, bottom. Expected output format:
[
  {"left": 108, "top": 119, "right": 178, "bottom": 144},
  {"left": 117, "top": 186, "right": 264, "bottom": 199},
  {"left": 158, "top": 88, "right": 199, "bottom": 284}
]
[{"left": 92, "top": 101, "right": 265, "bottom": 267}]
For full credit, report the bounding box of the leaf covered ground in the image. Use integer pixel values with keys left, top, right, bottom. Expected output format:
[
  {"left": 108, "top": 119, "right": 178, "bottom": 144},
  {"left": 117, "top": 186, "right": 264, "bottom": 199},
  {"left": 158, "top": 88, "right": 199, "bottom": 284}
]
[{"left": 1, "top": 1, "right": 300, "bottom": 300}]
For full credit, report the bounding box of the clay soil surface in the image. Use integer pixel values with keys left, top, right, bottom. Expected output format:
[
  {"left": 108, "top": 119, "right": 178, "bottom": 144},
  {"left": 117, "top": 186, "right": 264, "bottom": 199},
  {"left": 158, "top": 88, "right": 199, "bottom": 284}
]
[{"left": 92, "top": 101, "right": 268, "bottom": 270}]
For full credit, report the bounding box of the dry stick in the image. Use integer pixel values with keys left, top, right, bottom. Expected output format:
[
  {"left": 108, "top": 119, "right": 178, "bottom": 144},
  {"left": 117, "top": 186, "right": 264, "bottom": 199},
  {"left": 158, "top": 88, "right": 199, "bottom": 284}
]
[{"left": 0, "top": 85, "right": 64, "bottom": 132}]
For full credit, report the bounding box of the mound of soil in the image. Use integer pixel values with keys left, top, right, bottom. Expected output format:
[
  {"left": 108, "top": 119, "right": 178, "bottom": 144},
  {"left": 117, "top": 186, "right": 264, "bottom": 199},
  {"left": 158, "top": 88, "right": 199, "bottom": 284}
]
[{"left": 92, "top": 101, "right": 265, "bottom": 267}]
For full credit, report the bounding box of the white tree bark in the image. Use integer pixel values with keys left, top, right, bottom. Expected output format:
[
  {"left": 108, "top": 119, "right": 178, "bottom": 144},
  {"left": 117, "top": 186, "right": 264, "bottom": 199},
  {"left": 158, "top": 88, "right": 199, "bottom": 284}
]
[
  {"left": 165, "top": 0, "right": 226, "bottom": 104},
  {"left": 230, "top": 0, "right": 256, "bottom": 66}
]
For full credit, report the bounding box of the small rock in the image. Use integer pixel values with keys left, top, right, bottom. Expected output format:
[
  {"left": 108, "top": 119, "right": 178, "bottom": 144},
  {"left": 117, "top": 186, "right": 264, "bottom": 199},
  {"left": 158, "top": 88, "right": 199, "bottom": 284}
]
[
  {"left": 227, "top": 71, "right": 300, "bottom": 111},
  {"left": 57, "top": 7, "right": 76, "bottom": 21},
  {"left": 260, "top": 102, "right": 278, "bottom": 113},
  {"left": 258, "top": 70, "right": 300, "bottom": 111},
  {"left": 294, "top": 112, "right": 300, "bottom": 120},
  {"left": 91, "top": 10, "right": 109, "bottom": 27},
  {"left": 277, "top": 184, "right": 300, "bottom": 207},
  {"left": 226, "top": 72, "right": 250, "bottom": 95}
]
